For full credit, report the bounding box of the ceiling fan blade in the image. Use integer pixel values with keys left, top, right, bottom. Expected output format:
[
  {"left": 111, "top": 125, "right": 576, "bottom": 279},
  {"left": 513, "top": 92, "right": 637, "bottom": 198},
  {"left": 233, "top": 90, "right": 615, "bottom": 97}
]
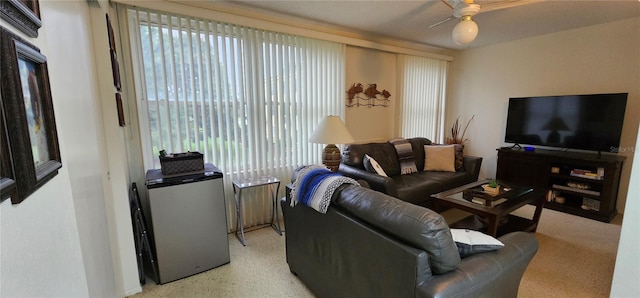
[
  {"left": 480, "top": 0, "right": 542, "bottom": 14},
  {"left": 427, "top": 15, "right": 457, "bottom": 29},
  {"left": 440, "top": 0, "right": 466, "bottom": 10}
]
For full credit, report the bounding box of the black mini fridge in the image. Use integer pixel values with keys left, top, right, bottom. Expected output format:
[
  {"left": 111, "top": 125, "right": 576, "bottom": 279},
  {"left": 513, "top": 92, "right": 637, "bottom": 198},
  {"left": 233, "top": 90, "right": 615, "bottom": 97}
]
[{"left": 146, "top": 163, "right": 230, "bottom": 284}]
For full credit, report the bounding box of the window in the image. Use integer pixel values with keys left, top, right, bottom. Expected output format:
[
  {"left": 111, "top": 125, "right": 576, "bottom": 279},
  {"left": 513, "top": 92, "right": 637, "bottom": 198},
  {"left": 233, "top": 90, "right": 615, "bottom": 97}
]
[
  {"left": 127, "top": 8, "right": 345, "bottom": 229},
  {"left": 397, "top": 55, "right": 447, "bottom": 142}
]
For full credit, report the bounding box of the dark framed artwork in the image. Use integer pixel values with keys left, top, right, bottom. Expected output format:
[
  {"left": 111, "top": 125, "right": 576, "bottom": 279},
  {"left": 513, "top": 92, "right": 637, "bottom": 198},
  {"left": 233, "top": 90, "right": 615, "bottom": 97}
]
[
  {"left": 106, "top": 14, "right": 122, "bottom": 91},
  {"left": 116, "top": 92, "right": 125, "bottom": 127},
  {"left": 0, "top": 0, "right": 41, "bottom": 38},
  {"left": 1, "top": 26, "right": 61, "bottom": 204},
  {"left": 106, "top": 13, "right": 115, "bottom": 51},
  {"left": 110, "top": 49, "right": 122, "bottom": 91},
  {"left": 0, "top": 93, "right": 17, "bottom": 202}
]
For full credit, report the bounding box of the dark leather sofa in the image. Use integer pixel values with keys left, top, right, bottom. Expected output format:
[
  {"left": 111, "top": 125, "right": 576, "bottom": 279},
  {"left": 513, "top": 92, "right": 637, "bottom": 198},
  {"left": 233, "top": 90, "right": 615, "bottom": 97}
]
[
  {"left": 339, "top": 138, "right": 483, "bottom": 207},
  {"left": 282, "top": 184, "right": 538, "bottom": 298}
]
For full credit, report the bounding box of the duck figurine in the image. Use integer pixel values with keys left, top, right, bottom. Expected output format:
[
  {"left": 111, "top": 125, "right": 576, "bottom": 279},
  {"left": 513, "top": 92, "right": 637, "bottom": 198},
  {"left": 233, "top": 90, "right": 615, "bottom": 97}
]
[{"left": 364, "top": 84, "right": 381, "bottom": 98}]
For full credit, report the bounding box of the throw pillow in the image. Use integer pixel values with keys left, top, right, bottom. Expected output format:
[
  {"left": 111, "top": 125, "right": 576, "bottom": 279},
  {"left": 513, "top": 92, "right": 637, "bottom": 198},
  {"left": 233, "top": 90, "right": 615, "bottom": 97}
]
[
  {"left": 450, "top": 229, "right": 504, "bottom": 258},
  {"left": 363, "top": 154, "right": 388, "bottom": 177},
  {"left": 424, "top": 145, "right": 456, "bottom": 172},
  {"left": 453, "top": 144, "right": 464, "bottom": 170}
]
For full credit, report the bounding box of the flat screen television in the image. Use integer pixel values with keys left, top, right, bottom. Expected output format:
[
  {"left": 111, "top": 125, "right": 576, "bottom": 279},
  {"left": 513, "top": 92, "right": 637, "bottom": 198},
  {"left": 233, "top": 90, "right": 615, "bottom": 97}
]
[{"left": 504, "top": 93, "right": 627, "bottom": 153}]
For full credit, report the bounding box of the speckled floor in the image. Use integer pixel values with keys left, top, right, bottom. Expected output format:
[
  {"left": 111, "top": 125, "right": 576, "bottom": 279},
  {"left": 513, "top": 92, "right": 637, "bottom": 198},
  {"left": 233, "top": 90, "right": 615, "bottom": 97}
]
[
  {"left": 130, "top": 206, "right": 622, "bottom": 298},
  {"left": 130, "top": 224, "right": 313, "bottom": 298}
]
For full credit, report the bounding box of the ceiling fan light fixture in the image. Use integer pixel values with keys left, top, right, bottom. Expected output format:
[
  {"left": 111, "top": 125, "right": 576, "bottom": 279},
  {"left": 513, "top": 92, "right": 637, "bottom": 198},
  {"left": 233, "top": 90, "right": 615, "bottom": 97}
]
[{"left": 452, "top": 15, "right": 478, "bottom": 46}]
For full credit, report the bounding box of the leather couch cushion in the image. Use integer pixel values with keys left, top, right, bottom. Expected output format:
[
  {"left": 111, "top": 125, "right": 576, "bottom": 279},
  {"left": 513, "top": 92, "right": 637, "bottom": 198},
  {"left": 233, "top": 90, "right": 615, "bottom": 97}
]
[
  {"left": 422, "top": 171, "right": 473, "bottom": 190},
  {"left": 392, "top": 171, "right": 473, "bottom": 205},
  {"left": 334, "top": 185, "right": 461, "bottom": 274},
  {"left": 407, "top": 138, "right": 432, "bottom": 171},
  {"left": 342, "top": 142, "right": 401, "bottom": 176}
]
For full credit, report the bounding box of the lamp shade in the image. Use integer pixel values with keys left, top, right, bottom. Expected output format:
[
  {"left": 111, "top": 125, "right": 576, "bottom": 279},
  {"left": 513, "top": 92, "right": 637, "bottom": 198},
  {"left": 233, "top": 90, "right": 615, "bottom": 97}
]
[
  {"left": 309, "top": 116, "right": 355, "bottom": 145},
  {"left": 542, "top": 117, "right": 570, "bottom": 131},
  {"left": 452, "top": 16, "right": 478, "bottom": 46}
]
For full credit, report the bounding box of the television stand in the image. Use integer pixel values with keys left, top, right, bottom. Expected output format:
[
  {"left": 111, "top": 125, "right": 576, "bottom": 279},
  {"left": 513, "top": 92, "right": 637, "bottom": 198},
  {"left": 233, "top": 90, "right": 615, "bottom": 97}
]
[{"left": 496, "top": 148, "right": 625, "bottom": 222}]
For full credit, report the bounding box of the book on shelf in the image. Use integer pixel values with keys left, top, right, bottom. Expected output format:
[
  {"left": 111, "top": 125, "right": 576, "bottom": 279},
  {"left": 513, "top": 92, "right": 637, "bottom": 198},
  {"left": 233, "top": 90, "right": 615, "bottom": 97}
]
[
  {"left": 552, "top": 184, "right": 601, "bottom": 196},
  {"left": 569, "top": 169, "right": 603, "bottom": 180}
]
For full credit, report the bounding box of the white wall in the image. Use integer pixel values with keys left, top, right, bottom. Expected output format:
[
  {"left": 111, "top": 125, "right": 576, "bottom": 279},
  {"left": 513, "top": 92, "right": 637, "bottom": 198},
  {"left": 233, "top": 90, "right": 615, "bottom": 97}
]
[
  {"left": 0, "top": 1, "right": 122, "bottom": 297},
  {"left": 610, "top": 123, "right": 640, "bottom": 296},
  {"left": 447, "top": 17, "right": 640, "bottom": 213},
  {"left": 0, "top": 173, "right": 88, "bottom": 297}
]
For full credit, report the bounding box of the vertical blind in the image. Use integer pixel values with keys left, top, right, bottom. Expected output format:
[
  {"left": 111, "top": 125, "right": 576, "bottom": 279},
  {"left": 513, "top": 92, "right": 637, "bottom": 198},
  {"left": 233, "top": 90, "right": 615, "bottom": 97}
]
[
  {"left": 398, "top": 55, "right": 447, "bottom": 142},
  {"left": 126, "top": 8, "right": 345, "bottom": 231}
]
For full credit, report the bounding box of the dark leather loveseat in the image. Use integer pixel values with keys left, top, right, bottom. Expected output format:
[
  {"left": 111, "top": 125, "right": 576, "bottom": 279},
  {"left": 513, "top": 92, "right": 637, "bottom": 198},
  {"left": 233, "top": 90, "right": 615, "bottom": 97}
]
[
  {"left": 282, "top": 184, "right": 539, "bottom": 298},
  {"left": 339, "top": 137, "right": 482, "bottom": 207}
]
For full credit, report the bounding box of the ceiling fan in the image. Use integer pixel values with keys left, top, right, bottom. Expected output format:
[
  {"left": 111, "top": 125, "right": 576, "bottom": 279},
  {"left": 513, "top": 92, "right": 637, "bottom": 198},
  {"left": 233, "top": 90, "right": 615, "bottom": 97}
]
[{"left": 429, "top": 0, "right": 539, "bottom": 46}]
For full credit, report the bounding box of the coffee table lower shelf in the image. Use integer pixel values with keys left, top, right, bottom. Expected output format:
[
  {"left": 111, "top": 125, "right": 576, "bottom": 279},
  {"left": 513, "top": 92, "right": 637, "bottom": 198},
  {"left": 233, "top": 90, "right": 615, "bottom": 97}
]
[{"left": 450, "top": 214, "right": 538, "bottom": 237}]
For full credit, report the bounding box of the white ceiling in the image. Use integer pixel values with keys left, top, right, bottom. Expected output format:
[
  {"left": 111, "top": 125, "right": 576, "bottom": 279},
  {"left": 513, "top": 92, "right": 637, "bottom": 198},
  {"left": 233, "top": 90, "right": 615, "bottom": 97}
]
[{"left": 214, "top": 0, "right": 640, "bottom": 50}]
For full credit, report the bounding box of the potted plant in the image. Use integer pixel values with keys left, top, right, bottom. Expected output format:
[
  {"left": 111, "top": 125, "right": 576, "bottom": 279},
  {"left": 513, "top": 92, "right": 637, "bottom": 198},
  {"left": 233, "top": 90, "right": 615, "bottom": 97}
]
[
  {"left": 482, "top": 179, "right": 500, "bottom": 196},
  {"left": 445, "top": 115, "right": 474, "bottom": 145}
]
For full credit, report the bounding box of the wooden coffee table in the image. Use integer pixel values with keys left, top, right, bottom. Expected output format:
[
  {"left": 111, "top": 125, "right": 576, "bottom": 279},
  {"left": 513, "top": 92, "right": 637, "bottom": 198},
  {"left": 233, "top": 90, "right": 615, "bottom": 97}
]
[{"left": 431, "top": 180, "right": 546, "bottom": 237}]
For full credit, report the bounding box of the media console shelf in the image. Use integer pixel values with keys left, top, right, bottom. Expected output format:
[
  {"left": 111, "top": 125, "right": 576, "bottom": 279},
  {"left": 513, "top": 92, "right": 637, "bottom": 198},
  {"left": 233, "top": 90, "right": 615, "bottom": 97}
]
[{"left": 496, "top": 147, "right": 625, "bottom": 222}]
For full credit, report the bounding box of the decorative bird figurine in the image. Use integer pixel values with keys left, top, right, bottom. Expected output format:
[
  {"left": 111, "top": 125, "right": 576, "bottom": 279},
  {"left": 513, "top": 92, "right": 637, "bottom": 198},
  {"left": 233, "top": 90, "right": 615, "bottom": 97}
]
[
  {"left": 364, "top": 84, "right": 381, "bottom": 98},
  {"left": 347, "top": 83, "right": 363, "bottom": 107},
  {"left": 354, "top": 83, "right": 363, "bottom": 93},
  {"left": 347, "top": 83, "right": 364, "bottom": 101},
  {"left": 381, "top": 90, "right": 391, "bottom": 99}
]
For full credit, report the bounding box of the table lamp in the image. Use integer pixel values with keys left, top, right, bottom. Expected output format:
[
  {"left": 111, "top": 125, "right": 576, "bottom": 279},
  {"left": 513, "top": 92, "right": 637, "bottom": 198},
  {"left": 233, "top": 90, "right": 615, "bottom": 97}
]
[
  {"left": 309, "top": 115, "right": 355, "bottom": 171},
  {"left": 542, "top": 116, "right": 570, "bottom": 144}
]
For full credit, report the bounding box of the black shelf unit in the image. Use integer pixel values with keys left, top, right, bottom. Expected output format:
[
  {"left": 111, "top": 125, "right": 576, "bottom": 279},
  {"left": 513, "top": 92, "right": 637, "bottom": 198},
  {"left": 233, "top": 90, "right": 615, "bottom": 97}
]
[{"left": 496, "top": 147, "right": 625, "bottom": 222}]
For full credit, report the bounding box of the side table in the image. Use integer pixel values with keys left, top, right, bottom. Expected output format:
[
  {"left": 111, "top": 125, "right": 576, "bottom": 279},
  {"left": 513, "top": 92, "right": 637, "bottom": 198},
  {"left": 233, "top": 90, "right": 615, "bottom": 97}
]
[{"left": 232, "top": 176, "right": 282, "bottom": 246}]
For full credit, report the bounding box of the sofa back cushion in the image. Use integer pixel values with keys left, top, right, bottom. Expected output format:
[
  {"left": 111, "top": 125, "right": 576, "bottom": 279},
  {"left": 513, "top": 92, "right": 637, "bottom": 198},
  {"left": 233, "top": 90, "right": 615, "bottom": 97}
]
[
  {"left": 407, "top": 137, "right": 433, "bottom": 171},
  {"left": 334, "top": 185, "right": 461, "bottom": 274},
  {"left": 342, "top": 138, "right": 434, "bottom": 177},
  {"left": 342, "top": 142, "right": 401, "bottom": 176}
]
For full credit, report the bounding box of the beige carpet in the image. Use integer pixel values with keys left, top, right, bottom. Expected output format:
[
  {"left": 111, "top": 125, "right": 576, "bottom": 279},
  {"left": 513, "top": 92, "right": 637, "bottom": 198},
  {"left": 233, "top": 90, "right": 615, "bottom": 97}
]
[
  {"left": 515, "top": 206, "right": 622, "bottom": 298},
  {"left": 130, "top": 206, "right": 622, "bottom": 298}
]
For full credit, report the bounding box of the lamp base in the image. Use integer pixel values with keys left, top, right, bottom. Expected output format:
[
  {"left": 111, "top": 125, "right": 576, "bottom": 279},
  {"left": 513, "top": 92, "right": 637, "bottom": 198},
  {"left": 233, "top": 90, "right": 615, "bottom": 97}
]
[{"left": 322, "top": 144, "right": 341, "bottom": 172}]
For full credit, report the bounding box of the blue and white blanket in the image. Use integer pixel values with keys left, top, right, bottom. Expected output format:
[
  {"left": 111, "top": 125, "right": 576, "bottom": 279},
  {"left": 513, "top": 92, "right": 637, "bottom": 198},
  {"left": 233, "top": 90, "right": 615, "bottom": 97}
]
[{"left": 290, "top": 165, "right": 359, "bottom": 214}]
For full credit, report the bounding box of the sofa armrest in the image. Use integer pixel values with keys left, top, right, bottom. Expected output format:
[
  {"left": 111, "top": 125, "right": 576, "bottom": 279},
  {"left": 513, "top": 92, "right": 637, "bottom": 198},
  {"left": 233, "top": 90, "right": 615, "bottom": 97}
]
[
  {"left": 416, "top": 231, "right": 538, "bottom": 298},
  {"left": 462, "top": 156, "right": 482, "bottom": 181},
  {"left": 338, "top": 164, "right": 399, "bottom": 197}
]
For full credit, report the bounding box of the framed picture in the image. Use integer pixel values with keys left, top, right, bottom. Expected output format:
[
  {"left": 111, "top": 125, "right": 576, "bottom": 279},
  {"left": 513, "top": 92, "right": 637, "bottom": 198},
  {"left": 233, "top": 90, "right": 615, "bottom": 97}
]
[
  {"left": 1, "top": 26, "right": 61, "bottom": 204},
  {"left": 106, "top": 14, "right": 115, "bottom": 51},
  {"left": 0, "top": 0, "right": 41, "bottom": 38},
  {"left": 106, "top": 14, "right": 122, "bottom": 91},
  {"left": 115, "top": 92, "right": 125, "bottom": 127},
  {"left": 110, "top": 49, "right": 122, "bottom": 91},
  {"left": 0, "top": 92, "right": 17, "bottom": 202}
]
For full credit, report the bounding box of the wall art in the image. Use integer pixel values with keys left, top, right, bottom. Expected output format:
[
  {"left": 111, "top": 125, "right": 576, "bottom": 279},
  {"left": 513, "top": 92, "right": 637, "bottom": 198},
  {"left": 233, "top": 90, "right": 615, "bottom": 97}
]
[
  {"left": 346, "top": 83, "right": 391, "bottom": 107},
  {"left": 0, "top": 92, "right": 17, "bottom": 202},
  {"left": 116, "top": 92, "right": 125, "bottom": 127},
  {"left": 0, "top": 26, "right": 61, "bottom": 204},
  {"left": 106, "top": 14, "right": 122, "bottom": 91},
  {"left": 0, "top": 0, "right": 41, "bottom": 38}
]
